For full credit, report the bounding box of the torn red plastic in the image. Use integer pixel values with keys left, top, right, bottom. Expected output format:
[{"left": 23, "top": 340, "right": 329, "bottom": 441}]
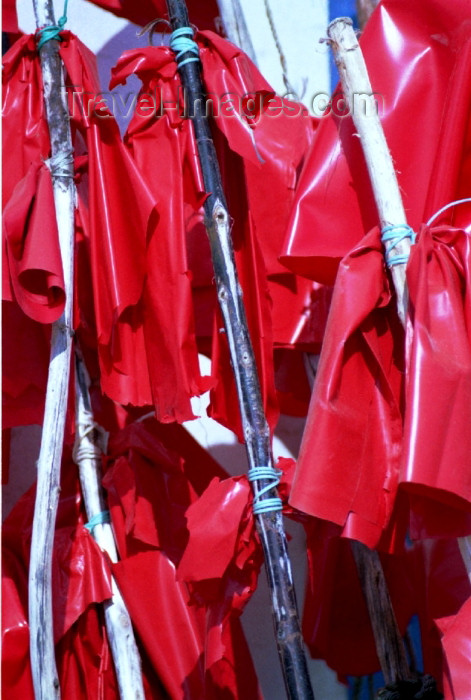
[
  {"left": 289, "top": 227, "right": 407, "bottom": 550},
  {"left": 2, "top": 33, "right": 157, "bottom": 422},
  {"left": 102, "top": 417, "right": 261, "bottom": 698},
  {"left": 401, "top": 225, "right": 471, "bottom": 538},
  {"left": 110, "top": 30, "right": 318, "bottom": 433},
  {"left": 280, "top": 0, "right": 471, "bottom": 285},
  {"left": 2, "top": 459, "right": 115, "bottom": 699},
  {"left": 3, "top": 162, "right": 64, "bottom": 323},
  {"left": 176, "top": 457, "right": 296, "bottom": 614},
  {"left": 83, "top": 0, "right": 219, "bottom": 31},
  {"left": 301, "top": 521, "right": 416, "bottom": 680}
]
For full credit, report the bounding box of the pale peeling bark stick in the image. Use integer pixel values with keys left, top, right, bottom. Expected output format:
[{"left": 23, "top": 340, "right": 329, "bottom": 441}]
[
  {"left": 74, "top": 352, "right": 145, "bottom": 700},
  {"left": 28, "top": 1, "right": 75, "bottom": 698},
  {"left": 216, "top": 0, "right": 257, "bottom": 64},
  {"left": 328, "top": 17, "right": 411, "bottom": 328},
  {"left": 165, "top": 1, "right": 314, "bottom": 697},
  {"left": 327, "top": 17, "right": 413, "bottom": 686}
]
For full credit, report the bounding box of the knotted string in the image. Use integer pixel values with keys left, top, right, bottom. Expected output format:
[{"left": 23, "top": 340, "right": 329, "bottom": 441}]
[
  {"left": 381, "top": 224, "right": 416, "bottom": 266},
  {"left": 85, "top": 510, "right": 111, "bottom": 533},
  {"left": 426, "top": 197, "right": 471, "bottom": 227},
  {"left": 72, "top": 420, "right": 108, "bottom": 465},
  {"left": 37, "top": 0, "right": 69, "bottom": 49},
  {"left": 169, "top": 27, "right": 200, "bottom": 68},
  {"left": 248, "top": 466, "right": 283, "bottom": 515},
  {"left": 45, "top": 150, "right": 75, "bottom": 179}
]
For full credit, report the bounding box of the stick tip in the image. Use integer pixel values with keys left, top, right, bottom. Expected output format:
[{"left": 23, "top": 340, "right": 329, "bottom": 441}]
[{"left": 327, "top": 16, "right": 354, "bottom": 36}]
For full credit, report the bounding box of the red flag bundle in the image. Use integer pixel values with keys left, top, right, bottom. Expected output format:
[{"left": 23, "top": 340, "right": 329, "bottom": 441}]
[
  {"left": 102, "top": 417, "right": 261, "bottom": 698},
  {"left": 2, "top": 32, "right": 158, "bottom": 429},
  {"left": 84, "top": 0, "right": 219, "bottom": 31},
  {"left": 110, "top": 29, "right": 318, "bottom": 433},
  {"left": 276, "top": 0, "right": 471, "bottom": 689},
  {"left": 280, "top": 0, "right": 471, "bottom": 285},
  {"left": 285, "top": 0, "right": 471, "bottom": 544},
  {"left": 2, "top": 418, "right": 261, "bottom": 699}
]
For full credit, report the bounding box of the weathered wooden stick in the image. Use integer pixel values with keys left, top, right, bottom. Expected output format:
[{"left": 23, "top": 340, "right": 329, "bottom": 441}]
[
  {"left": 328, "top": 17, "right": 410, "bottom": 327},
  {"left": 165, "top": 2, "right": 314, "bottom": 697},
  {"left": 328, "top": 17, "right": 413, "bottom": 686},
  {"left": 74, "top": 352, "right": 145, "bottom": 700},
  {"left": 216, "top": 0, "right": 257, "bottom": 63},
  {"left": 351, "top": 542, "right": 411, "bottom": 684},
  {"left": 28, "top": 2, "right": 75, "bottom": 698}
]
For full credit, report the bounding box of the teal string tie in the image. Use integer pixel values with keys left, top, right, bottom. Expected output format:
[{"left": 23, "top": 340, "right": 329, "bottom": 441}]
[
  {"left": 85, "top": 510, "right": 110, "bottom": 534},
  {"left": 37, "top": 0, "right": 69, "bottom": 49},
  {"left": 381, "top": 224, "right": 416, "bottom": 267},
  {"left": 248, "top": 466, "right": 283, "bottom": 515},
  {"left": 170, "top": 27, "right": 200, "bottom": 68}
]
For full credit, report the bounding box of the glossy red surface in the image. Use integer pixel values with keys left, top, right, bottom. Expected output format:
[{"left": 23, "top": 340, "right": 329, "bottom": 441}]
[
  {"left": 1, "top": 420, "right": 260, "bottom": 698},
  {"left": 280, "top": 0, "right": 471, "bottom": 283}
]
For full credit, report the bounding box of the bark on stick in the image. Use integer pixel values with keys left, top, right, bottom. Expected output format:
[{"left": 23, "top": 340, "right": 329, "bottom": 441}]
[
  {"left": 328, "top": 17, "right": 413, "bottom": 685},
  {"left": 328, "top": 17, "right": 410, "bottom": 326},
  {"left": 165, "top": 2, "right": 314, "bottom": 697},
  {"left": 74, "top": 353, "right": 145, "bottom": 700},
  {"left": 29, "top": 2, "right": 75, "bottom": 698}
]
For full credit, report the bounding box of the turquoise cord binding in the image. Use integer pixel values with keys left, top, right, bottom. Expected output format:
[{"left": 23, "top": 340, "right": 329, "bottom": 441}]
[
  {"left": 85, "top": 510, "right": 111, "bottom": 534},
  {"left": 169, "top": 27, "right": 200, "bottom": 68},
  {"left": 37, "top": 0, "right": 69, "bottom": 49},
  {"left": 248, "top": 466, "right": 283, "bottom": 515},
  {"left": 381, "top": 224, "right": 416, "bottom": 266}
]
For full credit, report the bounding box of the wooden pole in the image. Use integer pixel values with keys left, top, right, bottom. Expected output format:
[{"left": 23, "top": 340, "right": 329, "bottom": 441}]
[
  {"left": 328, "top": 17, "right": 410, "bottom": 327},
  {"left": 73, "top": 353, "right": 145, "bottom": 700},
  {"left": 327, "top": 17, "right": 412, "bottom": 686},
  {"left": 165, "top": 2, "right": 314, "bottom": 697},
  {"left": 215, "top": 0, "right": 257, "bottom": 63},
  {"left": 29, "top": 2, "right": 75, "bottom": 697}
]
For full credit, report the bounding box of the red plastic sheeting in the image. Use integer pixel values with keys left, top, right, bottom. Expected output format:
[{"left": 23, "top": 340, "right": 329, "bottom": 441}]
[
  {"left": 301, "top": 530, "right": 471, "bottom": 694},
  {"left": 301, "top": 522, "right": 416, "bottom": 680},
  {"left": 110, "top": 30, "right": 319, "bottom": 432},
  {"left": 2, "top": 33, "right": 158, "bottom": 427},
  {"left": 439, "top": 597, "right": 471, "bottom": 700},
  {"left": 2, "top": 462, "right": 115, "bottom": 699},
  {"left": 280, "top": 0, "right": 471, "bottom": 284},
  {"left": 84, "top": 0, "right": 219, "bottom": 31},
  {"left": 102, "top": 418, "right": 261, "bottom": 698},
  {"left": 287, "top": 0, "right": 471, "bottom": 544},
  {"left": 409, "top": 539, "right": 471, "bottom": 700},
  {"left": 2, "top": 420, "right": 261, "bottom": 698},
  {"left": 176, "top": 457, "right": 296, "bottom": 612},
  {"left": 3, "top": 162, "right": 64, "bottom": 322},
  {"left": 290, "top": 223, "right": 471, "bottom": 546},
  {"left": 402, "top": 226, "right": 471, "bottom": 537},
  {"left": 289, "top": 227, "right": 408, "bottom": 550}
]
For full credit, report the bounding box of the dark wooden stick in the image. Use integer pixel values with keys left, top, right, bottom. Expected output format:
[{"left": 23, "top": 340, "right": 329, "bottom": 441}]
[
  {"left": 351, "top": 542, "right": 411, "bottom": 684},
  {"left": 165, "top": 2, "right": 314, "bottom": 697}
]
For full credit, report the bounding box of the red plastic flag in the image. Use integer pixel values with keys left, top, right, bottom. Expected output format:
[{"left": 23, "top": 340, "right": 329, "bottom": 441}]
[
  {"left": 102, "top": 417, "right": 261, "bottom": 698},
  {"left": 110, "top": 29, "right": 318, "bottom": 433},
  {"left": 84, "top": 0, "right": 219, "bottom": 31},
  {"left": 280, "top": 0, "right": 471, "bottom": 285},
  {"left": 2, "top": 33, "right": 157, "bottom": 427}
]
